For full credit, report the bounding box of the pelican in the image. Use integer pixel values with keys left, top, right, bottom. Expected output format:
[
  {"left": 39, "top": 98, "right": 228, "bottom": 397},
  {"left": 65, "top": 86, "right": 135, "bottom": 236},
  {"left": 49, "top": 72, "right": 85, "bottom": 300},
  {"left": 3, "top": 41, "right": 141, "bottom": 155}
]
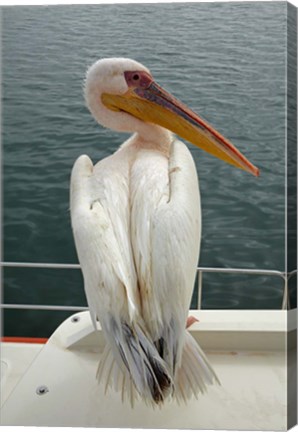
[{"left": 70, "top": 58, "right": 259, "bottom": 406}]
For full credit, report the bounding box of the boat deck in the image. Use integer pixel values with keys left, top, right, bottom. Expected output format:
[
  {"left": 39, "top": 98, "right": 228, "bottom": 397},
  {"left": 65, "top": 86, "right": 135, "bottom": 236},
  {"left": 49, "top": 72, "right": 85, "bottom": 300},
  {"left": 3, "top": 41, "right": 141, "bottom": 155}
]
[{"left": 1, "top": 310, "right": 296, "bottom": 430}]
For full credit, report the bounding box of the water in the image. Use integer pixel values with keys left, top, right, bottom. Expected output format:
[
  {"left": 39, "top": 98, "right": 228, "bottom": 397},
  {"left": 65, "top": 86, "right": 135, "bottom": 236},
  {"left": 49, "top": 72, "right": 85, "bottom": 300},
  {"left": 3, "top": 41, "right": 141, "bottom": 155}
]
[{"left": 2, "top": 2, "right": 289, "bottom": 337}]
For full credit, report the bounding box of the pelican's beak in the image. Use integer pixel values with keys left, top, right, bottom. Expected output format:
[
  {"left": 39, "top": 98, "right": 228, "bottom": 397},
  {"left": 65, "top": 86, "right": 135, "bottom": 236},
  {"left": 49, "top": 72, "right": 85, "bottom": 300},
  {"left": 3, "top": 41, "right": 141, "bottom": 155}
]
[{"left": 102, "top": 77, "right": 259, "bottom": 176}]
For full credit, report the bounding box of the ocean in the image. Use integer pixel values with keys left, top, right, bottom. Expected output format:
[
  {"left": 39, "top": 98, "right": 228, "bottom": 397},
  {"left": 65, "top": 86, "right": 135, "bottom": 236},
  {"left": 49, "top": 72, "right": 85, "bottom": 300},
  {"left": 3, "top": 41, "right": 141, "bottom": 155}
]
[{"left": 2, "top": 2, "right": 290, "bottom": 337}]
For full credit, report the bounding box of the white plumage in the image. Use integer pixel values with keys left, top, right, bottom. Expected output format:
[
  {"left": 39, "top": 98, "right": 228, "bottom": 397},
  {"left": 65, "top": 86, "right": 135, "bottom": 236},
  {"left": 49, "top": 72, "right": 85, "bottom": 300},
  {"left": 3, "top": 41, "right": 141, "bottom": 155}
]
[{"left": 70, "top": 58, "right": 258, "bottom": 405}]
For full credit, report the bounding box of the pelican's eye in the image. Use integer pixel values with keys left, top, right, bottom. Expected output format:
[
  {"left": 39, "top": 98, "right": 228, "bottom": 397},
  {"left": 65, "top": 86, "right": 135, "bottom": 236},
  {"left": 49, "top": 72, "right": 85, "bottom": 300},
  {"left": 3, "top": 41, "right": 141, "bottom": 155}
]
[{"left": 124, "top": 70, "right": 153, "bottom": 89}]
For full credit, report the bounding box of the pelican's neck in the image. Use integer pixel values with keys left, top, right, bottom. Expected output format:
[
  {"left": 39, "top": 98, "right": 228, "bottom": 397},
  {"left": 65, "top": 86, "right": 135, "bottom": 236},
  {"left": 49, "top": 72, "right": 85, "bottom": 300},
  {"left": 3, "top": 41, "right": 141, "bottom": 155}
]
[{"left": 121, "top": 124, "right": 174, "bottom": 157}]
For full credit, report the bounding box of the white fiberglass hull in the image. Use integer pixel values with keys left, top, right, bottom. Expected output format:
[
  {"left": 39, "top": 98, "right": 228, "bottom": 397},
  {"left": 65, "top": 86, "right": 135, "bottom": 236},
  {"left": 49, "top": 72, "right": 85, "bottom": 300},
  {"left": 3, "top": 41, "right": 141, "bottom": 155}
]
[{"left": 1, "top": 310, "right": 296, "bottom": 430}]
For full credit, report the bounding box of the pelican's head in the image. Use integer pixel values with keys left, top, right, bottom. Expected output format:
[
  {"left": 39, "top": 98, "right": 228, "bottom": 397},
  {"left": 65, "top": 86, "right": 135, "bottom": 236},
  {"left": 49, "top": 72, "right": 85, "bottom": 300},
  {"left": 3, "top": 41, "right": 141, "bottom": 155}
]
[{"left": 85, "top": 57, "right": 259, "bottom": 176}]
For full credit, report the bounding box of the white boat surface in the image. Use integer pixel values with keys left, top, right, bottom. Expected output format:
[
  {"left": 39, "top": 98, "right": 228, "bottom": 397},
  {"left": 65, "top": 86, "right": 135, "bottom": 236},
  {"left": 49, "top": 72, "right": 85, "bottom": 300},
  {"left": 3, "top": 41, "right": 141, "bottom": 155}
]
[{"left": 1, "top": 308, "right": 296, "bottom": 430}]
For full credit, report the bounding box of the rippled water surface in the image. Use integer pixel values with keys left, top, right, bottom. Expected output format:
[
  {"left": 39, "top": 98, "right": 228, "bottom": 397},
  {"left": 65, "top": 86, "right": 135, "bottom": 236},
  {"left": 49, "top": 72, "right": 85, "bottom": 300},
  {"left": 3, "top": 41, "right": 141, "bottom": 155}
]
[{"left": 3, "top": 2, "right": 288, "bottom": 336}]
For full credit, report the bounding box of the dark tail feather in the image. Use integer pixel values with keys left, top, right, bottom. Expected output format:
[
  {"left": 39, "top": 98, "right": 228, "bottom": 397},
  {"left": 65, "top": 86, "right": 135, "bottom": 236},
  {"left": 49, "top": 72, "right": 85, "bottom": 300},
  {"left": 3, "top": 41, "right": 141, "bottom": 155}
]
[
  {"left": 155, "top": 319, "right": 181, "bottom": 376},
  {"left": 97, "top": 318, "right": 173, "bottom": 405},
  {"left": 134, "top": 324, "right": 173, "bottom": 401}
]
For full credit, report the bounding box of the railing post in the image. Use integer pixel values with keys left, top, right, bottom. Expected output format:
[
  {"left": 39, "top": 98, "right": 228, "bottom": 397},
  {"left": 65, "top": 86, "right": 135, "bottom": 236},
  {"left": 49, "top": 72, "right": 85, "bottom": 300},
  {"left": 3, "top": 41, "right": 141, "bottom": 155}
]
[
  {"left": 197, "top": 270, "right": 203, "bottom": 310},
  {"left": 281, "top": 274, "right": 288, "bottom": 310},
  {"left": 286, "top": 270, "right": 298, "bottom": 310}
]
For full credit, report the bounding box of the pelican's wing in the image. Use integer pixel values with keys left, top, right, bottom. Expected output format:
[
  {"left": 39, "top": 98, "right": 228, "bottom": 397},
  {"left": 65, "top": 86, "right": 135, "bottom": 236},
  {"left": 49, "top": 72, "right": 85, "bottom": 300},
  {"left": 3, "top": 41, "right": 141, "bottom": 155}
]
[
  {"left": 70, "top": 154, "right": 138, "bottom": 326},
  {"left": 154, "top": 140, "right": 201, "bottom": 308},
  {"left": 70, "top": 153, "right": 173, "bottom": 404},
  {"left": 131, "top": 140, "right": 201, "bottom": 361},
  {"left": 152, "top": 141, "right": 201, "bottom": 365}
]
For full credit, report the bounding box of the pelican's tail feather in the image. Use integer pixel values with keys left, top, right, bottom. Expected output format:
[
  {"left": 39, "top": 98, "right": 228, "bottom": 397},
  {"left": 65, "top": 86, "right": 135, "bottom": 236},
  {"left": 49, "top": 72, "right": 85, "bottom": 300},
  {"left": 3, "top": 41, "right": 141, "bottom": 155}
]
[
  {"left": 97, "top": 343, "right": 139, "bottom": 407},
  {"left": 97, "top": 319, "right": 173, "bottom": 406},
  {"left": 174, "top": 331, "right": 220, "bottom": 404}
]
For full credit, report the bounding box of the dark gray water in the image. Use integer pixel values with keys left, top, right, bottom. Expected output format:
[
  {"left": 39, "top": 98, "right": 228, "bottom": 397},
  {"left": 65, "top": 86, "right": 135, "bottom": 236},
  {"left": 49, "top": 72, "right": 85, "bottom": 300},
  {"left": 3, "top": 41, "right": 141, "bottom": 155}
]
[{"left": 2, "top": 2, "right": 288, "bottom": 337}]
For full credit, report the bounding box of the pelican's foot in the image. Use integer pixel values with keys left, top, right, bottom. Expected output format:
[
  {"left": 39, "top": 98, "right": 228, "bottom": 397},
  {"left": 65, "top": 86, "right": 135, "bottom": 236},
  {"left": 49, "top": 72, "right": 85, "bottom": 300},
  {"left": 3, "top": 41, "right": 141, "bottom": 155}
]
[{"left": 186, "top": 316, "right": 199, "bottom": 329}]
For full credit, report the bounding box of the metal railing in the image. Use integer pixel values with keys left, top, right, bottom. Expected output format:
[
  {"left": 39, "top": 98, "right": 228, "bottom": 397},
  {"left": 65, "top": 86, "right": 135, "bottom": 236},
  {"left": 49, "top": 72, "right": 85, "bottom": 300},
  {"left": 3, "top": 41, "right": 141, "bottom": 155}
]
[
  {"left": 196, "top": 267, "right": 291, "bottom": 310},
  {"left": 0, "top": 261, "right": 296, "bottom": 312}
]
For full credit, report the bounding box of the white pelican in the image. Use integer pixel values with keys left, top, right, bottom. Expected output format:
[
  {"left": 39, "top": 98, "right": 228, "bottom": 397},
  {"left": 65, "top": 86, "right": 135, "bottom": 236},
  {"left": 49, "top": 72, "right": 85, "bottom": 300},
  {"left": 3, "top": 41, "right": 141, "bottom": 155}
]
[{"left": 70, "top": 58, "right": 259, "bottom": 405}]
